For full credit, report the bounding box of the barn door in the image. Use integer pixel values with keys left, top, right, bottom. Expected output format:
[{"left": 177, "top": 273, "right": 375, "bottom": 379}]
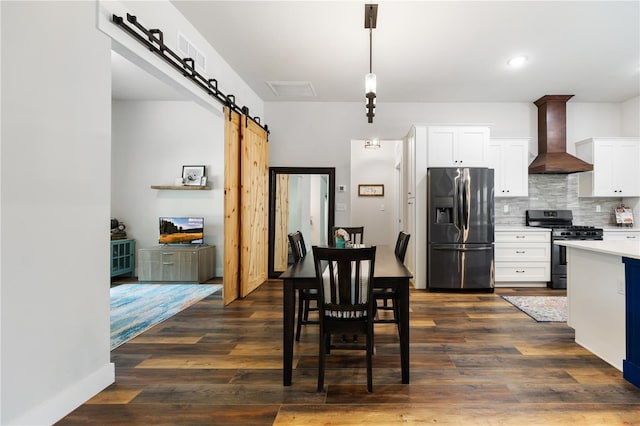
[
  {"left": 240, "top": 116, "right": 268, "bottom": 297},
  {"left": 223, "top": 108, "right": 241, "bottom": 305},
  {"left": 223, "top": 107, "right": 268, "bottom": 303}
]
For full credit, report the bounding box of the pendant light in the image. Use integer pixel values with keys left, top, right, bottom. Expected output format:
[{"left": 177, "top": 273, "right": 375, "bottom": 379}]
[
  {"left": 364, "top": 138, "right": 381, "bottom": 149},
  {"left": 365, "top": 4, "right": 378, "bottom": 123}
]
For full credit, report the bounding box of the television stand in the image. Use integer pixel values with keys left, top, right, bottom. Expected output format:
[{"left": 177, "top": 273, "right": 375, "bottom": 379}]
[{"left": 138, "top": 245, "right": 215, "bottom": 283}]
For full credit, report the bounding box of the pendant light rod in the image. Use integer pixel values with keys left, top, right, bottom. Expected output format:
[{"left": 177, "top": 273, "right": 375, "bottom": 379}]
[
  {"left": 365, "top": 3, "right": 377, "bottom": 74},
  {"left": 370, "top": 28, "right": 375, "bottom": 75}
]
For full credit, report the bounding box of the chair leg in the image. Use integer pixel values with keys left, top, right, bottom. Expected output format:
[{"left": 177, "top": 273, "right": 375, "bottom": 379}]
[
  {"left": 295, "top": 290, "right": 304, "bottom": 342},
  {"left": 393, "top": 299, "right": 399, "bottom": 326},
  {"left": 303, "top": 298, "right": 310, "bottom": 321},
  {"left": 318, "top": 330, "right": 327, "bottom": 392},
  {"left": 367, "top": 328, "right": 373, "bottom": 393}
]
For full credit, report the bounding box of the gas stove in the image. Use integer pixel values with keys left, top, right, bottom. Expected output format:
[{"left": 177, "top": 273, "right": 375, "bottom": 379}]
[
  {"left": 525, "top": 210, "right": 603, "bottom": 289},
  {"left": 550, "top": 225, "right": 604, "bottom": 240}
]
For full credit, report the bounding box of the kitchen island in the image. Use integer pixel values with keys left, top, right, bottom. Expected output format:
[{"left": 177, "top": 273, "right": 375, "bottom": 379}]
[{"left": 555, "top": 240, "right": 640, "bottom": 387}]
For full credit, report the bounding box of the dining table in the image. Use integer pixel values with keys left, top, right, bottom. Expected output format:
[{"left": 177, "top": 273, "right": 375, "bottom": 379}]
[{"left": 279, "top": 244, "right": 413, "bottom": 386}]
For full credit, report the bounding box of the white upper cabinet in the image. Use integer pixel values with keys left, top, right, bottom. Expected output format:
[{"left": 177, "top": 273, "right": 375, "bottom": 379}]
[
  {"left": 488, "top": 138, "right": 530, "bottom": 197},
  {"left": 426, "top": 126, "right": 490, "bottom": 167},
  {"left": 575, "top": 138, "right": 640, "bottom": 197}
]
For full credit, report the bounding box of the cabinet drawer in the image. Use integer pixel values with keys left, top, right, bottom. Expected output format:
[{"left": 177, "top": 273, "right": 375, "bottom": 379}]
[
  {"left": 495, "top": 231, "right": 550, "bottom": 243},
  {"left": 495, "top": 243, "right": 550, "bottom": 262},
  {"left": 603, "top": 232, "right": 639, "bottom": 241},
  {"left": 495, "top": 262, "right": 550, "bottom": 282}
]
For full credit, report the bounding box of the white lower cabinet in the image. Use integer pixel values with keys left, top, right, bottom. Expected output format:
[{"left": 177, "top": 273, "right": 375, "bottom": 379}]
[{"left": 494, "top": 229, "right": 551, "bottom": 287}]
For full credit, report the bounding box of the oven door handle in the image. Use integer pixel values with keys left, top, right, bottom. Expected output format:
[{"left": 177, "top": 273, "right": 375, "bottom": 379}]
[{"left": 559, "top": 244, "right": 567, "bottom": 265}]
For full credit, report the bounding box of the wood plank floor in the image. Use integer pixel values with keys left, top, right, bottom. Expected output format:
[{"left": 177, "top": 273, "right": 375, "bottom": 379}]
[{"left": 58, "top": 281, "right": 640, "bottom": 425}]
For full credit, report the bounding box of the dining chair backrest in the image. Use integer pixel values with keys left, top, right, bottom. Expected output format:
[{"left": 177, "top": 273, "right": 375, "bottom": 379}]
[
  {"left": 288, "top": 231, "right": 307, "bottom": 262},
  {"left": 394, "top": 232, "right": 411, "bottom": 263},
  {"left": 332, "top": 226, "right": 365, "bottom": 245},
  {"left": 312, "top": 246, "right": 376, "bottom": 320}
]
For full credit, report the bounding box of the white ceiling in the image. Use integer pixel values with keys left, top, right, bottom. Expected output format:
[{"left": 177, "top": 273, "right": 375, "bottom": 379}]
[{"left": 113, "top": 1, "right": 640, "bottom": 104}]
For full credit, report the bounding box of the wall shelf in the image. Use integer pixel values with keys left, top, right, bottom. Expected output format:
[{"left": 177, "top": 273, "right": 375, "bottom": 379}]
[{"left": 150, "top": 185, "right": 211, "bottom": 190}]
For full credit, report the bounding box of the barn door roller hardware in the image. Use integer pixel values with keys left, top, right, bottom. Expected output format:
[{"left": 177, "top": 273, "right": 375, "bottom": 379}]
[{"left": 112, "top": 13, "right": 269, "bottom": 136}]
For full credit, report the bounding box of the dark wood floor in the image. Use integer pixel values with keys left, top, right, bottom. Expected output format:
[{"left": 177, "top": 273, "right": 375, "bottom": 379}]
[{"left": 58, "top": 281, "right": 640, "bottom": 425}]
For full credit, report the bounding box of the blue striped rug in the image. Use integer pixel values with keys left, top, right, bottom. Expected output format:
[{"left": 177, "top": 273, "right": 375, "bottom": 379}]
[{"left": 110, "top": 283, "right": 221, "bottom": 349}]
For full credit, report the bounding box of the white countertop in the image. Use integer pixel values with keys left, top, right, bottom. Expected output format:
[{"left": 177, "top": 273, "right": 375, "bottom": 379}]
[
  {"left": 495, "top": 226, "right": 551, "bottom": 232},
  {"left": 555, "top": 240, "right": 640, "bottom": 260},
  {"left": 601, "top": 227, "right": 639, "bottom": 232}
]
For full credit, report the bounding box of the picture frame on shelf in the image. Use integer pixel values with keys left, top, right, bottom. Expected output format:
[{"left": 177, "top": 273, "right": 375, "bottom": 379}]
[
  {"left": 358, "top": 184, "right": 384, "bottom": 196},
  {"left": 182, "top": 165, "right": 206, "bottom": 186}
]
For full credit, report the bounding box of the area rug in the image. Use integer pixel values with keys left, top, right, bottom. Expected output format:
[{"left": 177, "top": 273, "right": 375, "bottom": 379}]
[
  {"left": 501, "top": 295, "right": 567, "bottom": 322},
  {"left": 110, "top": 283, "right": 221, "bottom": 349}
]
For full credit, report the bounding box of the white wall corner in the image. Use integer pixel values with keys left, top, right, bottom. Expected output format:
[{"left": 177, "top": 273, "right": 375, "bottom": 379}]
[{"left": 6, "top": 363, "right": 114, "bottom": 426}]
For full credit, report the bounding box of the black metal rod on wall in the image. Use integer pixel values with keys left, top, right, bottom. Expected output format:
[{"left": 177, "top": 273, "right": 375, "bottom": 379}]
[{"left": 112, "top": 13, "right": 269, "bottom": 136}]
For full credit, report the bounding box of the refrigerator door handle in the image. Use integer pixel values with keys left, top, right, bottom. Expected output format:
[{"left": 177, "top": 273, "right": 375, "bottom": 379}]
[
  {"left": 463, "top": 170, "right": 470, "bottom": 232},
  {"left": 431, "top": 245, "right": 493, "bottom": 252},
  {"left": 455, "top": 171, "right": 463, "bottom": 232}
]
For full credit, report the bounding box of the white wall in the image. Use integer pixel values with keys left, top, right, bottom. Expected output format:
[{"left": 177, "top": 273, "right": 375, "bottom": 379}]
[
  {"left": 621, "top": 96, "right": 640, "bottom": 222},
  {"left": 1, "top": 2, "right": 113, "bottom": 424},
  {"left": 350, "top": 140, "right": 399, "bottom": 246},
  {"left": 0, "top": 0, "right": 264, "bottom": 423},
  {"left": 112, "top": 101, "right": 224, "bottom": 277},
  {"left": 622, "top": 96, "right": 640, "bottom": 137},
  {"left": 266, "top": 100, "right": 627, "bottom": 215}
]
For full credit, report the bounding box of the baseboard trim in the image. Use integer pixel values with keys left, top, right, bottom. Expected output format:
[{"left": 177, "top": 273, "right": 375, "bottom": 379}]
[{"left": 7, "top": 362, "right": 115, "bottom": 426}]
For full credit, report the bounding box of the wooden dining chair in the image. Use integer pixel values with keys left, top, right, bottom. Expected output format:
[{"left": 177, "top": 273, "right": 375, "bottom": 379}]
[
  {"left": 288, "top": 231, "right": 318, "bottom": 341},
  {"left": 331, "top": 226, "right": 365, "bottom": 246},
  {"left": 374, "top": 231, "right": 410, "bottom": 325},
  {"left": 312, "top": 245, "right": 377, "bottom": 393}
]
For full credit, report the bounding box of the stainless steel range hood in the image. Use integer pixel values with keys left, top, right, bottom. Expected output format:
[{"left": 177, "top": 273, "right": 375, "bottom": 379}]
[{"left": 528, "top": 95, "right": 594, "bottom": 174}]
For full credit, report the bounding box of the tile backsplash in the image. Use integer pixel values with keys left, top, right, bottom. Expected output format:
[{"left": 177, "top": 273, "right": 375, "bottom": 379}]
[{"left": 495, "top": 174, "right": 631, "bottom": 226}]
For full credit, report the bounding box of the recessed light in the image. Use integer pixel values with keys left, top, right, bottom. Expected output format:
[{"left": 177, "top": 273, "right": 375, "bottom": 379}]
[{"left": 507, "top": 56, "right": 527, "bottom": 67}]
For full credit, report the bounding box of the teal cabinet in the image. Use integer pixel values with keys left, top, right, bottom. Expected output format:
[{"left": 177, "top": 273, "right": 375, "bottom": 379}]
[{"left": 111, "top": 239, "right": 135, "bottom": 278}]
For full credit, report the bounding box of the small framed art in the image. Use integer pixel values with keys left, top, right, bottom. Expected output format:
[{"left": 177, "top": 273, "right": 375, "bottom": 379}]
[
  {"left": 182, "top": 165, "right": 206, "bottom": 186},
  {"left": 358, "top": 184, "right": 384, "bottom": 196}
]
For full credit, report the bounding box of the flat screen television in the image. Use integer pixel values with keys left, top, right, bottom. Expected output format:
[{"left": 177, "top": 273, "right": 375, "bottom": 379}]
[{"left": 159, "top": 217, "right": 204, "bottom": 244}]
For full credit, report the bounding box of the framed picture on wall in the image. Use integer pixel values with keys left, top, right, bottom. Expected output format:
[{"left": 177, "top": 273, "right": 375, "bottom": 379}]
[
  {"left": 182, "top": 165, "right": 206, "bottom": 186},
  {"left": 358, "top": 184, "right": 384, "bottom": 196}
]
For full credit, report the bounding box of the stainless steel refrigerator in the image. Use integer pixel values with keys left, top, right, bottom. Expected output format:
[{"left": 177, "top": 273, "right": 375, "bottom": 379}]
[{"left": 427, "top": 167, "right": 495, "bottom": 291}]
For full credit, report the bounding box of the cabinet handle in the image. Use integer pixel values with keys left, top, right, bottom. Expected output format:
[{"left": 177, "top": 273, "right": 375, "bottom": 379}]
[
  {"left": 515, "top": 270, "right": 525, "bottom": 273},
  {"left": 627, "top": 235, "right": 637, "bottom": 239},
  {"left": 515, "top": 235, "right": 525, "bottom": 239},
  {"left": 515, "top": 250, "right": 526, "bottom": 254}
]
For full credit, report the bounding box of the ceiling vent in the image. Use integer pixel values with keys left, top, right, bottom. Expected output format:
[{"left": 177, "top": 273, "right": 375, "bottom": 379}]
[
  {"left": 177, "top": 31, "right": 206, "bottom": 72},
  {"left": 267, "top": 81, "right": 317, "bottom": 98}
]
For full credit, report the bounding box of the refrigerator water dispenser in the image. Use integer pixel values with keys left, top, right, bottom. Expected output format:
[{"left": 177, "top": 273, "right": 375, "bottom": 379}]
[{"left": 435, "top": 207, "right": 453, "bottom": 224}]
